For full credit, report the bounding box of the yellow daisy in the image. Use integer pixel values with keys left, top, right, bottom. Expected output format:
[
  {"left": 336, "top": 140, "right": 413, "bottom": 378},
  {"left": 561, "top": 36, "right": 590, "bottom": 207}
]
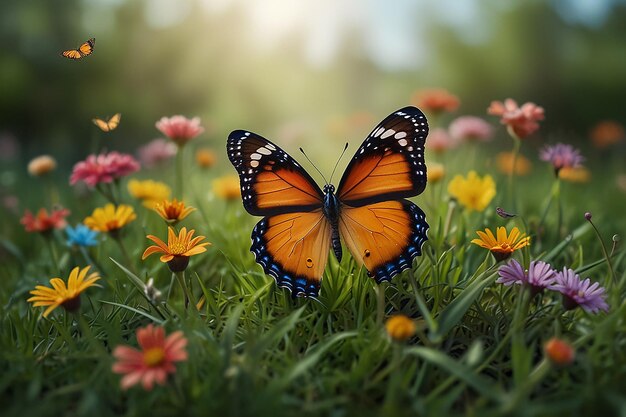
[
  {"left": 471, "top": 226, "right": 530, "bottom": 262},
  {"left": 427, "top": 162, "right": 445, "bottom": 183},
  {"left": 28, "top": 266, "right": 101, "bottom": 317},
  {"left": 385, "top": 315, "right": 416, "bottom": 342},
  {"left": 212, "top": 175, "right": 241, "bottom": 201},
  {"left": 84, "top": 204, "right": 136, "bottom": 234},
  {"left": 154, "top": 199, "right": 196, "bottom": 224},
  {"left": 195, "top": 148, "right": 217, "bottom": 168},
  {"left": 127, "top": 179, "right": 171, "bottom": 208},
  {"left": 142, "top": 227, "right": 211, "bottom": 272},
  {"left": 447, "top": 171, "right": 496, "bottom": 212}
]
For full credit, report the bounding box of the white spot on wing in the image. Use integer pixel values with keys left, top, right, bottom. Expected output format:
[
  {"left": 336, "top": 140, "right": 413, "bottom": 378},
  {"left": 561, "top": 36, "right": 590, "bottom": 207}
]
[
  {"left": 257, "top": 147, "right": 272, "bottom": 155},
  {"left": 381, "top": 129, "right": 395, "bottom": 139},
  {"left": 250, "top": 153, "right": 262, "bottom": 160},
  {"left": 373, "top": 127, "right": 385, "bottom": 137},
  {"left": 394, "top": 131, "right": 407, "bottom": 139},
  {"left": 398, "top": 138, "right": 408, "bottom": 147},
  {"left": 250, "top": 160, "right": 259, "bottom": 168}
]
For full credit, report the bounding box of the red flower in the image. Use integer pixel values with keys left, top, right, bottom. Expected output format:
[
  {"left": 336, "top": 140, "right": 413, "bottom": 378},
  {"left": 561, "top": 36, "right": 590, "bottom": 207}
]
[
  {"left": 155, "top": 115, "right": 205, "bottom": 145},
  {"left": 112, "top": 324, "right": 188, "bottom": 390},
  {"left": 20, "top": 207, "right": 70, "bottom": 233},
  {"left": 70, "top": 151, "right": 140, "bottom": 187},
  {"left": 488, "top": 98, "right": 544, "bottom": 139},
  {"left": 411, "top": 88, "right": 460, "bottom": 114}
]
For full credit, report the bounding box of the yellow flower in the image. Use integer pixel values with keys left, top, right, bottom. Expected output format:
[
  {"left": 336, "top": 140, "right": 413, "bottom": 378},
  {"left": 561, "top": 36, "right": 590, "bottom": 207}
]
[
  {"left": 427, "top": 162, "right": 445, "bottom": 183},
  {"left": 385, "top": 315, "right": 416, "bottom": 342},
  {"left": 127, "top": 179, "right": 171, "bottom": 208},
  {"left": 471, "top": 226, "right": 530, "bottom": 262},
  {"left": 142, "top": 227, "right": 211, "bottom": 272},
  {"left": 195, "top": 148, "right": 217, "bottom": 168},
  {"left": 496, "top": 152, "right": 532, "bottom": 176},
  {"left": 213, "top": 175, "right": 241, "bottom": 201},
  {"left": 559, "top": 166, "right": 591, "bottom": 183},
  {"left": 27, "top": 266, "right": 100, "bottom": 317},
  {"left": 28, "top": 155, "right": 57, "bottom": 176},
  {"left": 84, "top": 204, "right": 136, "bottom": 233},
  {"left": 154, "top": 199, "right": 196, "bottom": 223},
  {"left": 447, "top": 171, "right": 496, "bottom": 212}
]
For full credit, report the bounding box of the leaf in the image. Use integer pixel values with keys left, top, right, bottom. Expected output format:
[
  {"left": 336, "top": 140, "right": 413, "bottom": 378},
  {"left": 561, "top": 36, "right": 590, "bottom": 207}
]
[
  {"left": 109, "top": 257, "right": 145, "bottom": 292},
  {"left": 99, "top": 300, "right": 164, "bottom": 324}
]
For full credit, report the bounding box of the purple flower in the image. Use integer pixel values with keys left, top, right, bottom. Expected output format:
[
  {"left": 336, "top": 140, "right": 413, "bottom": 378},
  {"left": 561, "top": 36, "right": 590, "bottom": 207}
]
[
  {"left": 539, "top": 143, "right": 584, "bottom": 174},
  {"left": 550, "top": 267, "right": 609, "bottom": 314},
  {"left": 497, "top": 259, "right": 556, "bottom": 296}
]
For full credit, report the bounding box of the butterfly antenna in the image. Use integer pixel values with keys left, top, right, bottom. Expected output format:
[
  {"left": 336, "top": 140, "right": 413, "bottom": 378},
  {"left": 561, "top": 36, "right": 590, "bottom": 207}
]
[
  {"left": 299, "top": 148, "right": 328, "bottom": 184},
  {"left": 328, "top": 143, "right": 349, "bottom": 185}
]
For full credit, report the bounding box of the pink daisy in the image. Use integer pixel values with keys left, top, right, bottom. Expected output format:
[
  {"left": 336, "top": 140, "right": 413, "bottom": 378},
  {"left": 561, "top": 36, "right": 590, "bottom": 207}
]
[
  {"left": 488, "top": 98, "right": 545, "bottom": 139},
  {"left": 425, "top": 128, "right": 459, "bottom": 154},
  {"left": 156, "top": 115, "right": 205, "bottom": 146},
  {"left": 112, "top": 324, "right": 188, "bottom": 391},
  {"left": 449, "top": 116, "right": 494, "bottom": 142},
  {"left": 137, "top": 138, "right": 178, "bottom": 168},
  {"left": 70, "top": 151, "right": 140, "bottom": 187}
]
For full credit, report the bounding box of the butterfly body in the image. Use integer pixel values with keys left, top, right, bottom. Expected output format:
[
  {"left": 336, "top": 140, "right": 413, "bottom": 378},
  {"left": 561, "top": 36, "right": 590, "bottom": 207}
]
[{"left": 228, "top": 106, "right": 429, "bottom": 297}]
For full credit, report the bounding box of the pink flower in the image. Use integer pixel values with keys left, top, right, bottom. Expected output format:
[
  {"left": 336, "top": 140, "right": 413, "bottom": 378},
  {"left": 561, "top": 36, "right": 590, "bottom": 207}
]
[
  {"left": 137, "top": 138, "right": 178, "bottom": 168},
  {"left": 112, "top": 324, "right": 188, "bottom": 391},
  {"left": 70, "top": 151, "right": 140, "bottom": 187},
  {"left": 155, "top": 115, "right": 205, "bottom": 145},
  {"left": 449, "top": 116, "right": 494, "bottom": 142},
  {"left": 425, "top": 128, "right": 459, "bottom": 154},
  {"left": 488, "top": 98, "right": 545, "bottom": 139},
  {"left": 21, "top": 207, "right": 70, "bottom": 233}
]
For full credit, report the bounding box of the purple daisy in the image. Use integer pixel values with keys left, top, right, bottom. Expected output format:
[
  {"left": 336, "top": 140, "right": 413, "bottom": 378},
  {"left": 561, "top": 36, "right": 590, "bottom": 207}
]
[
  {"left": 539, "top": 143, "right": 584, "bottom": 174},
  {"left": 497, "top": 259, "right": 556, "bottom": 296},
  {"left": 550, "top": 267, "right": 609, "bottom": 314}
]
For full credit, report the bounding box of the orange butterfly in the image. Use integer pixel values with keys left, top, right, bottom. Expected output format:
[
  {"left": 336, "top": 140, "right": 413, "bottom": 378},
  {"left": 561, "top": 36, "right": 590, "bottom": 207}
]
[
  {"left": 227, "top": 106, "right": 429, "bottom": 297},
  {"left": 61, "top": 38, "right": 95, "bottom": 60},
  {"left": 92, "top": 113, "right": 121, "bottom": 132}
]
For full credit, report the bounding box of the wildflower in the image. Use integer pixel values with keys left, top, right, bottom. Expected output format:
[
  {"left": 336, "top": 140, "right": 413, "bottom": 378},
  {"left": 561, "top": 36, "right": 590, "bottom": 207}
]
[
  {"left": 559, "top": 166, "right": 591, "bottom": 183},
  {"left": 447, "top": 171, "right": 496, "bottom": 212},
  {"left": 589, "top": 120, "right": 624, "bottom": 148},
  {"left": 488, "top": 98, "right": 544, "bottom": 139},
  {"left": 84, "top": 204, "right": 136, "bottom": 234},
  {"left": 195, "top": 148, "right": 217, "bottom": 168},
  {"left": 550, "top": 267, "right": 609, "bottom": 314},
  {"left": 21, "top": 207, "right": 70, "bottom": 233},
  {"left": 539, "top": 143, "right": 584, "bottom": 176},
  {"left": 544, "top": 337, "right": 575, "bottom": 366},
  {"left": 472, "top": 227, "right": 530, "bottom": 262},
  {"left": 70, "top": 151, "right": 140, "bottom": 187},
  {"left": 385, "top": 315, "right": 416, "bottom": 341},
  {"left": 127, "top": 179, "right": 171, "bottom": 208},
  {"left": 27, "top": 266, "right": 100, "bottom": 317},
  {"left": 425, "top": 128, "right": 459, "bottom": 154},
  {"left": 427, "top": 162, "right": 445, "bottom": 183},
  {"left": 497, "top": 259, "right": 555, "bottom": 296},
  {"left": 137, "top": 138, "right": 177, "bottom": 168},
  {"left": 496, "top": 152, "right": 532, "bottom": 176},
  {"left": 156, "top": 115, "right": 204, "bottom": 146},
  {"left": 66, "top": 224, "right": 99, "bottom": 247},
  {"left": 212, "top": 175, "right": 241, "bottom": 201},
  {"left": 142, "top": 227, "right": 210, "bottom": 272},
  {"left": 27, "top": 155, "right": 57, "bottom": 176},
  {"left": 112, "top": 324, "right": 188, "bottom": 391},
  {"left": 154, "top": 198, "right": 196, "bottom": 223},
  {"left": 411, "top": 88, "right": 460, "bottom": 114},
  {"left": 449, "top": 116, "right": 493, "bottom": 142}
]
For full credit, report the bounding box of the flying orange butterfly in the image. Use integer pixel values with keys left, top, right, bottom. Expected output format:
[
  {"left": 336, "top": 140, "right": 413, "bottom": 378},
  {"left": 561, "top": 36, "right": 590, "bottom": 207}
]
[
  {"left": 92, "top": 113, "right": 121, "bottom": 132},
  {"left": 227, "top": 106, "right": 429, "bottom": 297},
  {"left": 61, "top": 38, "right": 95, "bottom": 60}
]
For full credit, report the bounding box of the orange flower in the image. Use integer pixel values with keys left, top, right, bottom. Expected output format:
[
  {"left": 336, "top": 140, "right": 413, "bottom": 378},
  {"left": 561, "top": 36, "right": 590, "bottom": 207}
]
[
  {"left": 213, "top": 175, "right": 241, "bottom": 201},
  {"left": 411, "top": 88, "right": 460, "bottom": 114},
  {"left": 142, "top": 227, "right": 210, "bottom": 272},
  {"left": 544, "top": 337, "right": 575, "bottom": 366},
  {"left": 385, "top": 315, "right": 416, "bottom": 341},
  {"left": 589, "top": 120, "right": 624, "bottom": 148},
  {"left": 471, "top": 226, "right": 530, "bottom": 262},
  {"left": 496, "top": 152, "right": 532, "bottom": 176},
  {"left": 154, "top": 199, "right": 196, "bottom": 223},
  {"left": 28, "top": 155, "right": 57, "bottom": 176},
  {"left": 195, "top": 148, "right": 217, "bottom": 168},
  {"left": 21, "top": 207, "right": 70, "bottom": 233},
  {"left": 559, "top": 166, "right": 591, "bottom": 183},
  {"left": 427, "top": 162, "right": 445, "bottom": 183}
]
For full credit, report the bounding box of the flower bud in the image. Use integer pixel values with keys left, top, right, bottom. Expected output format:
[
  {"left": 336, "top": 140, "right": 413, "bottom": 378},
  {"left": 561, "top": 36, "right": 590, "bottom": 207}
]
[
  {"left": 544, "top": 337, "right": 575, "bottom": 366},
  {"left": 385, "top": 315, "right": 416, "bottom": 342}
]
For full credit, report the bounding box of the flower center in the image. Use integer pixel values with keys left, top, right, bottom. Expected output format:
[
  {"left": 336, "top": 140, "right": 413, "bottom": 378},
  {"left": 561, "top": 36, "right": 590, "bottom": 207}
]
[
  {"left": 169, "top": 242, "right": 187, "bottom": 255},
  {"left": 143, "top": 347, "right": 165, "bottom": 367},
  {"left": 105, "top": 220, "right": 120, "bottom": 231}
]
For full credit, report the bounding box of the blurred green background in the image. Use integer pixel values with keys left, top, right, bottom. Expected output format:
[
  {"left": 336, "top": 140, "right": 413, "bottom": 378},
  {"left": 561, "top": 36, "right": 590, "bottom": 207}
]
[{"left": 1, "top": 0, "right": 625, "bottom": 168}]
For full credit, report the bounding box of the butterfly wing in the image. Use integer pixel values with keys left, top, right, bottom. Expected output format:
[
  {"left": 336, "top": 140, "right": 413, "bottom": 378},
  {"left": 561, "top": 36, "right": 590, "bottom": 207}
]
[
  {"left": 251, "top": 210, "right": 331, "bottom": 297},
  {"left": 62, "top": 49, "right": 82, "bottom": 60},
  {"left": 339, "top": 200, "right": 428, "bottom": 283},
  {"left": 337, "top": 106, "right": 428, "bottom": 207},
  {"left": 227, "top": 130, "right": 324, "bottom": 216},
  {"left": 79, "top": 38, "right": 95, "bottom": 56},
  {"left": 107, "top": 113, "right": 121, "bottom": 131},
  {"left": 92, "top": 118, "right": 109, "bottom": 132}
]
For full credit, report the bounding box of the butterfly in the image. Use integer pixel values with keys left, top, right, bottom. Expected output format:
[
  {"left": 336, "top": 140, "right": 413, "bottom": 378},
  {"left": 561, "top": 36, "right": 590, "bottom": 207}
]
[
  {"left": 92, "top": 113, "right": 121, "bottom": 132},
  {"left": 61, "top": 38, "right": 95, "bottom": 60},
  {"left": 227, "top": 106, "right": 429, "bottom": 297}
]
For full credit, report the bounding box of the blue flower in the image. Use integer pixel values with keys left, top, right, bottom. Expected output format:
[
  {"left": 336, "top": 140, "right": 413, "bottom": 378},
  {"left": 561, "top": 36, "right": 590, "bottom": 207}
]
[{"left": 66, "top": 224, "right": 99, "bottom": 247}]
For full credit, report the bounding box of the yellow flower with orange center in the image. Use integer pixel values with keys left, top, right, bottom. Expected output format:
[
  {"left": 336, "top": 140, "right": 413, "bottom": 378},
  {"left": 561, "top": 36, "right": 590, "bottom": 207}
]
[
  {"left": 559, "top": 166, "right": 591, "bottom": 183},
  {"left": 142, "top": 227, "right": 211, "bottom": 272},
  {"left": 213, "top": 175, "right": 241, "bottom": 201},
  {"left": 195, "top": 148, "right": 217, "bottom": 168},
  {"left": 127, "top": 179, "right": 171, "bottom": 208},
  {"left": 84, "top": 204, "right": 136, "bottom": 233},
  {"left": 27, "top": 266, "right": 101, "bottom": 317},
  {"left": 496, "top": 152, "right": 532, "bottom": 176},
  {"left": 471, "top": 226, "right": 530, "bottom": 262},
  {"left": 385, "top": 315, "right": 416, "bottom": 342},
  {"left": 447, "top": 171, "right": 496, "bottom": 212},
  {"left": 427, "top": 162, "right": 445, "bottom": 183},
  {"left": 154, "top": 198, "right": 196, "bottom": 223}
]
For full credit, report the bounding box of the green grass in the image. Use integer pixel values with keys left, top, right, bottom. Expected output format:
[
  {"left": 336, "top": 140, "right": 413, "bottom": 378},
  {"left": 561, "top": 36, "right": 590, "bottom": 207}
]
[{"left": 1, "top": 139, "right": 625, "bottom": 417}]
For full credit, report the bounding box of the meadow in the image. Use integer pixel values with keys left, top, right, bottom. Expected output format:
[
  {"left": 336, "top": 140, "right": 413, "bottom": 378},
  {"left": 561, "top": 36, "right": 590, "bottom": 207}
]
[{"left": 0, "top": 91, "right": 624, "bottom": 417}]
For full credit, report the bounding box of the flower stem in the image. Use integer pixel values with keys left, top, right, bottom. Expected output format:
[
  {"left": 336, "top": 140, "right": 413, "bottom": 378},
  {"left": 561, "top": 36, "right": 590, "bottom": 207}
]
[
  {"left": 175, "top": 144, "right": 185, "bottom": 199},
  {"left": 375, "top": 283, "right": 386, "bottom": 326},
  {"left": 113, "top": 235, "right": 135, "bottom": 274},
  {"left": 175, "top": 271, "right": 193, "bottom": 309},
  {"left": 507, "top": 131, "right": 521, "bottom": 212},
  {"left": 586, "top": 218, "right": 617, "bottom": 288},
  {"left": 43, "top": 235, "right": 60, "bottom": 275}
]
